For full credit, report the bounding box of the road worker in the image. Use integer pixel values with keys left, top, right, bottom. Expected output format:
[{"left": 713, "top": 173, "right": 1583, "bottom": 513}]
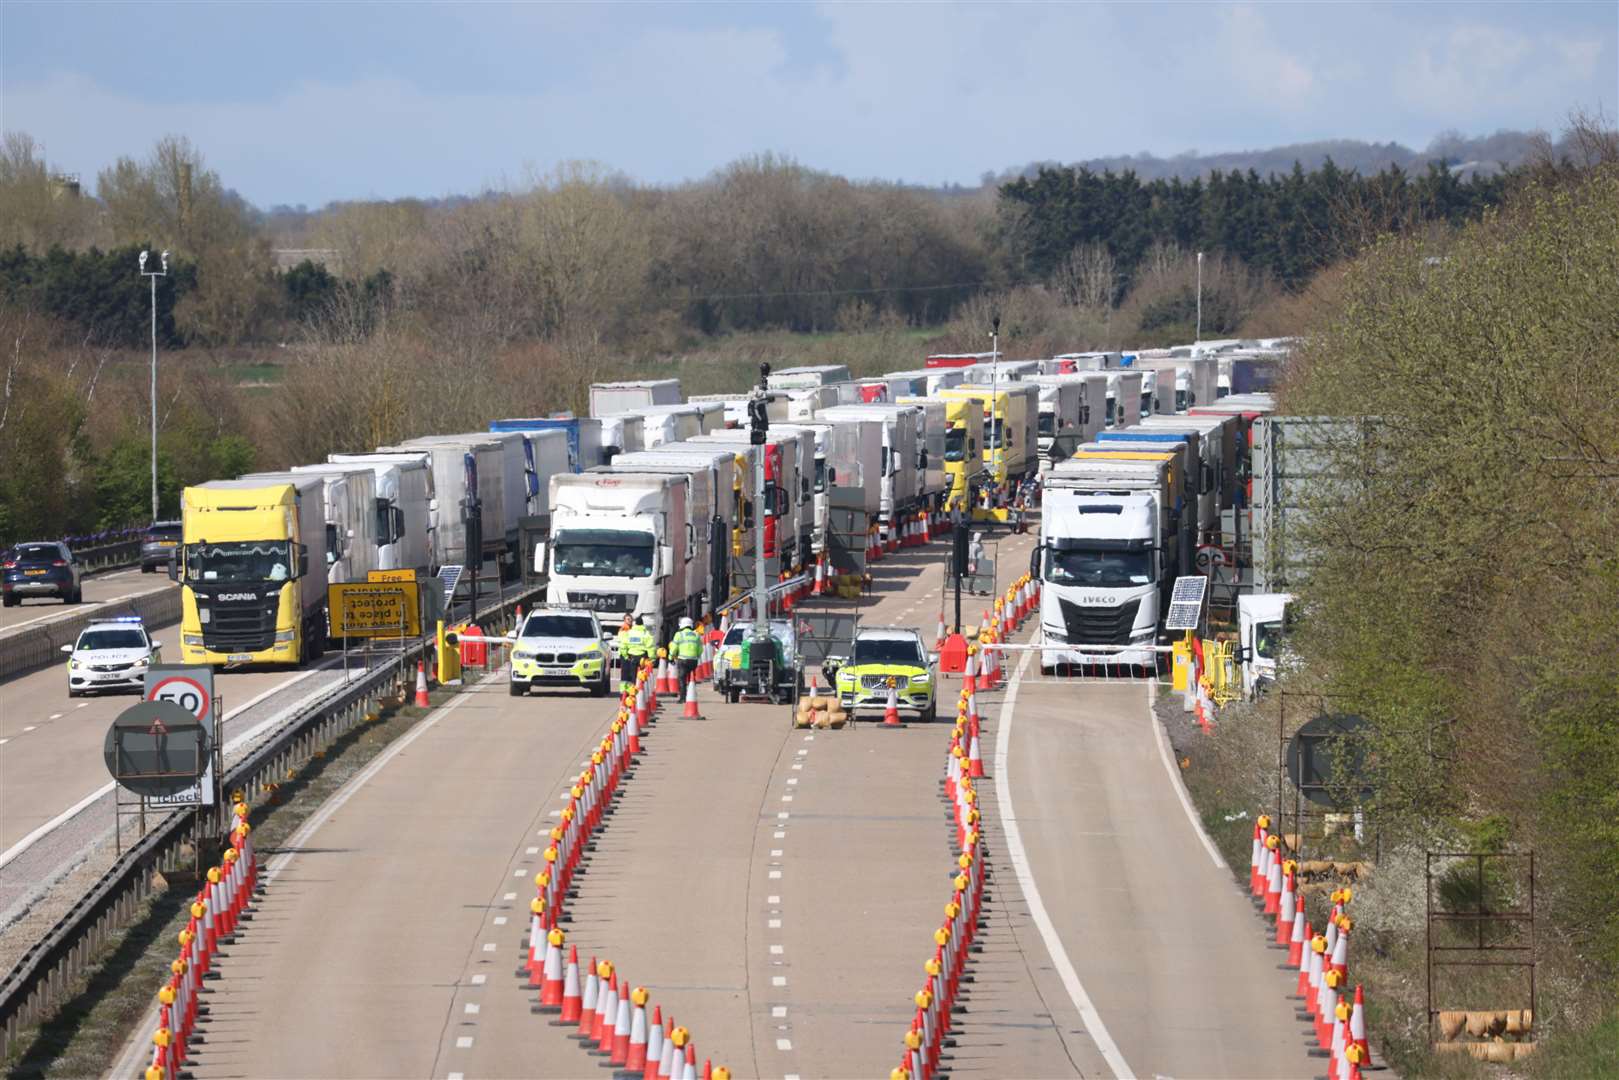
[
  {"left": 622, "top": 616, "right": 655, "bottom": 686},
  {"left": 615, "top": 615, "right": 635, "bottom": 688},
  {"left": 671, "top": 617, "right": 703, "bottom": 688}
]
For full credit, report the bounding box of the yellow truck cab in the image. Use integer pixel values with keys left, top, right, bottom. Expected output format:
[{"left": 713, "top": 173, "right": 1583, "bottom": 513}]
[
  {"left": 902, "top": 396, "right": 982, "bottom": 514},
  {"left": 175, "top": 478, "right": 327, "bottom": 667},
  {"left": 939, "top": 385, "right": 1036, "bottom": 519}
]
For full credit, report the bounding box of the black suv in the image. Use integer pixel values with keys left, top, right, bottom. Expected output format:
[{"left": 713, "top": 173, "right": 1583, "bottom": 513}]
[{"left": 140, "top": 521, "right": 183, "bottom": 573}]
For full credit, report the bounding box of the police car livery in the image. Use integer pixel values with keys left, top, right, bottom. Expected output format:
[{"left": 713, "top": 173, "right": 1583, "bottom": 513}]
[
  {"left": 62, "top": 616, "right": 160, "bottom": 697},
  {"left": 507, "top": 606, "right": 611, "bottom": 697},
  {"left": 832, "top": 627, "right": 937, "bottom": 722}
]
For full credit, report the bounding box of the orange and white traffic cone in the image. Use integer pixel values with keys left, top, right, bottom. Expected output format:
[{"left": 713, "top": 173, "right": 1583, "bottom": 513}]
[
  {"left": 414, "top": 661, "right": 430, "bottom": 707},
  {"left": 611, "top": 979, "right": 633, "bottom": 1065},
  {"left": 557, "top": 946, "right": 582, "bottom": 1025},
  {"left": 1249, "top": 819, "right": 1265, "bottom": 894},
  {"left": 625, "top": 987, "right": 650, "bottom": 1072},
  {"left": 1264, "top": 841, "right": 1283, "bottom": 915},
  {"left": 935, "top": 612, "right": 946, "bottom": 652},
  {"left": 882, "top": 681, "right": 904, "bottom": 728},
  {"left": 1296, "top": 923, "right": 1314, "bottom": 996},
  {"left": 697, "top": 638, "right": 713, "bottom": 681},
  {"left": 1288, "top": 904, "right": 1306, "bottom": 967},
  {"left": 1350, "top": 985, "right": 1371, "bottom": 1067},
  {"left": 968, "top": 725, "right": 984, "bottom": 778},
  {"left": 539, "top": 925, "right": 566, "bottom": 1008},
  {"left": 595, "top": 972, "right": 617, "bottom": 1054},
  {"left": 812, "top": 556, "right": 824, "bottom": 596},
  {"left": 683, "top": 676, "right": 702, "bottom": 720},
  {"left": 576, "top": 957, "right": 600, "bottom": 1039},
  {"left": 643, "top": 1007, "right": 664, "bottom": 1080},
  {"left": 1277, "top": 870, "right": 1296, "bottom": 944}
]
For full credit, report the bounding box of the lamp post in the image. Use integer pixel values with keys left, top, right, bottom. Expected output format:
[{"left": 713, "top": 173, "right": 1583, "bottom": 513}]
[
  {"left": 1195, "top": 251, "right": 1204, "bottom": 344},
  {"left": 138, "top": 249, "right": 169, "bottom": 523}
]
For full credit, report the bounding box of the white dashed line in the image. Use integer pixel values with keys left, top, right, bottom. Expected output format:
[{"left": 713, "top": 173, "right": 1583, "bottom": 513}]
[
  {"left": 773, "top": 830, "right": 785, "bottom": 839},
  {"left": 772, "top": 976, "right": 787, "bottom": 987},
  {"left": 482, "top": 943, "right": 497, "bottom": 953},
  {"left": 503, "top": 892, "right": 516, "bottom": 901},
  {"left": 803, "top": 735, "right": 814, "bottom": 741},
  {"left": 791, "top": 763, "right": 803, "bottom": 771},
  {"left": 768, "top": 918, "right": 782, "bottom": 929},
  {"left": 76, "top": 702, "right": 89, "bottom": 709},
  {"left": 795, "top": 748, "right": 808, "bottom": 756},
  {"left": 769, "top": 869, "right": 782, "bottom": 879},
  {"left": 770, "top": 849, "right": 782, "bottom": 857},
  {"left": 449, "top": 1072, "right": 465, "bottom": 1079},
  {"left": 0, "top": 739, "right": 8, "bottom": 746},
  {"left": 780, "top": 796, "right": 793, "bottom": 803},
  {"left": 471, "top": 974, "right": 487, "bottom": 985},
  {"left": 777, "top": 812, "right": 790, "bottom": 820},
  {"left": 22, "top": 726, "right": 35, "bottom": 732},
  {"left": 767, "top": 895, "right": 780, "bottom": 904},
  {"left": 465, "top": 1003, "right": 481, "bottom": 1015},
  {"left": 48, "top": 713, "right": 62, "bottom": 720},
  {"left": 786, "top": 777, "right": 798, "bottom": 785},
  {"left": 493, "top": 916, "right": 507, "bottom": 926},
  {"left": 770, "top": 944, "right": 784, "bottom": 955},
  {"left": 549, "top": 809, "right": 562, "bottom": 817},
  {"left": 527, "top": 846, "right": 540, "bottom": 854},
  {"left": 456, "top": 1036, "right": 474, "bottom": 1049},
  {"left": 777, "top": 1038, "right": 793, "bottom": 1051},
  {"left": 513, "top": 868, "right": 528, "bottom": 877}
]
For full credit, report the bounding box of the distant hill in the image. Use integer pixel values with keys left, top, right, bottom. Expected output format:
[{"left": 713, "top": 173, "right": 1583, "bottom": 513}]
[{"left": 983, "top": 129, "right": 1550, "bottom": 185}]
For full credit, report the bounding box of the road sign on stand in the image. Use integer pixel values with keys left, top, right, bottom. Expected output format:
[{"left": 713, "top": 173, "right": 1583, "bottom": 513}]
[
  {"left": 104, "top": 700, "right": 211, "bottom": 801},
  {"left": 330, "top": 581, "right": 422, "bottom": 637},
  {"left": 142, "top": 665, "right": 217, "bottom": 807}
]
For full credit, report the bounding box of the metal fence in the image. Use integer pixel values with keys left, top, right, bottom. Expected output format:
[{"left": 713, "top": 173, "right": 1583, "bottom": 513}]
[{"left": 0, "top": 584, "right": 538, "bottom": 1058}]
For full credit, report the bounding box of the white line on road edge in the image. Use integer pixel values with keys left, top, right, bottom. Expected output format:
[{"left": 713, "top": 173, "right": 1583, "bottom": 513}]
[
  {"left": 0, "top": 658, "right": 342, "bottom": 871},
  {"left": 994, "top": 648, "right": 1135, "bottom": 1080},
  {"left": 1146, "top": 680, "right": 1226, "bottom": 869},
  {"left": 107, "top": 676, "right": 490, "bottom": 1080}
]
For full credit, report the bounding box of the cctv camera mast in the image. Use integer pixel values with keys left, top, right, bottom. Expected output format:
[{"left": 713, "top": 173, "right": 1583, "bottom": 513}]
[{"left": 749, "top": 362, "right": 772, "bottom": 648}]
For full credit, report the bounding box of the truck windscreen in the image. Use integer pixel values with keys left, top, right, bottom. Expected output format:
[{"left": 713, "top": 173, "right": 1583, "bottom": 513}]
[
  {"left": 1037, "top": 412, "right": 1055, "bottom": 436},
  {"left": 944, "top": 429, "right": 967, "bottom": 462},
  {"left": 553, "top": 530, "right": 654, "bottom": 578},
  {"left": 984, "top": 419, "right": 1005, "bottom": 449},
  {"left": 1045, "top": 548, "right": 1151, "bottom": 588},
  {"left": 184, "top": 541, "right": 294, "bottom": 583}
]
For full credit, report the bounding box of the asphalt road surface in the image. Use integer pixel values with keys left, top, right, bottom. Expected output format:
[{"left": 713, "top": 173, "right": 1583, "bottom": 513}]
[
  {"left": 121, "top": 528, "right": 1320, "bottom": 1079},
  {"left": 0, "top": 567, "right": 169, "bottom": 632}
]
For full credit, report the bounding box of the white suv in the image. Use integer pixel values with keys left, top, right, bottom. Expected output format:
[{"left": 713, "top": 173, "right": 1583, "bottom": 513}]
[
  {"left": 507, "top": 607, "right": 610, "bottom": 698},
  {"left": 63, "top": 616, "right": 160, "bottom": 697}
]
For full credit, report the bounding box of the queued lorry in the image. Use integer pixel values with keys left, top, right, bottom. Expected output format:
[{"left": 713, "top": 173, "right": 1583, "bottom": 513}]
[
  {"left": 1239, "top": 592, "right": 1293, "bottom": 698},
  {"left": 1249, "top": 415, "right": 1373, "bottom": 594},
  {"left": 1037, "top": 454, "right": 1191, "bottom": 673},
  {"left": 768, "top": 365, "right": 852, "bottom": 391},
  {"left": 892, "top": 398, "right": 946, "bottom": 512},
  {"left": 938, "top": 384, "right": 1037, "bottom": 514},
  {"left": 312, "top": 455, "right": 438, "bottom": 576},
  {"left": 690, "top": 428, "right": 811, "bottom": 570},
  {"left": 814, "top": 404, "right": 918, "bottom": 546},
  {"left": 589, "top": 380, "right": 682, "bottom": 417},
  {"left": 490, "top": 416, "right": 606, "bottom": 473},
  {"left": 540, "top": 471, "right": 699, "bottom": 642},
  {"left": 1095, "top": 428, "right": 1219, "bottom": 543},
  {"left": 174, "top": 477, "right": 329, "bottom": 667},
  {"left": 607, "top": 444, "right": 751, "bottom": 611},
  {"left": 251, "top": 467, "right": 379, "bottom": 586},
  {"left": 385, "top": 434, "right": 511, "bottom": 570}
]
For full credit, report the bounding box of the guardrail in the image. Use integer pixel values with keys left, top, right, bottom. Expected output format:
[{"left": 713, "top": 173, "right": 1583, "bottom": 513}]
[
  {"left": 0, "top": 585, "right": 180, "bottom": 682},
  {"left": 68, "top": 537, "right": 143, "bottom": 574},
  {"left": 0, "top": 583, "right": 538, "bottom": 1059}
]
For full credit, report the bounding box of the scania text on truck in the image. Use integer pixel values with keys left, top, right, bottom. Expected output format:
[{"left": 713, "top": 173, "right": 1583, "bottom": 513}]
[
  {"left": 540, "top": 472, "right": 696, "bottom": 643},
  {"left": 174, "top": 478, "right": 328, "bottom": 667}
]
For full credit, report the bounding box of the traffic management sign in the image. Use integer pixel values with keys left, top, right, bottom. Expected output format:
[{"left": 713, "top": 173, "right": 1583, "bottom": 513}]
[
  {"left": 143, "top": 665, "right": 217, "bottom": 806},
  {"left": 368, "top": 568, "right": 416, "bottom": 583},
  {"left": 330, "top": 581, "right": 422, "bottom": 637}
]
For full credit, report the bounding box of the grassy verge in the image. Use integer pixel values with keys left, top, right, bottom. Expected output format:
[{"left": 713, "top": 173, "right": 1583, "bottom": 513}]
[{"left": 1, "top": 682, "right": 468, "bottom": 1079}]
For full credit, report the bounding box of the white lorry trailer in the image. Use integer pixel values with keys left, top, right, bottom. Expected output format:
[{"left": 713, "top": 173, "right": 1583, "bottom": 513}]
[
  {"left": 814, "top": 404, "right": 920, "bottom": 546},
  {"left": 372, "top": 440, "right": 497, "bottom": 569},
  {"left": 541, "top": 472, "right": 697, "bottom": 643},
  {"left": 325, "top": 453, "right": 438, "bottom": 575},
  {"left": 589, "top": 380, "right": 682, "bottom": 417},
  {"left": 243, "top": 468, "right": 379, "bottom": 586},
  {"left": 768, "top": 365, "right": 852, "bottom": 391}
]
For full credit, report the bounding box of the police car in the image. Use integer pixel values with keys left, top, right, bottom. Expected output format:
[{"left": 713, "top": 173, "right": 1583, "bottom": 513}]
[
  {"left": 506, "top": 606, "right": 610, "bottom": 698},
  {"left": 61, "top": 616, "right": 161, "bottom": 697},
  {"left": 827, "top": 627, "right": 937, "bottom": 722}
]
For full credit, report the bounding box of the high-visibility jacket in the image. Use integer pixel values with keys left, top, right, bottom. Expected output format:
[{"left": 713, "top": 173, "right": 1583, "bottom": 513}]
[
  {"left": 623, "top": 626, "right": 654, "bottom": 657},
  {"left": 671, "top": 628, "right": 702, "bottom": 660},
  {"left": 615, "top": 626, "right": 631, "bottom": 656}
]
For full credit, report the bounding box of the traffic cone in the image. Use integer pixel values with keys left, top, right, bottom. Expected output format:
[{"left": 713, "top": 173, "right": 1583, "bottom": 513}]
[
  {"left": 1350, "top": 985, "right": 1371, "bottom": 1067},
  {"left": 968, "top": 727, "right": 984, "bottom": 777},
  {"left": 683, "top": 676, "right": 702, "bottom": 719},
  {"left": 611, "top": 982, "right": 633, "bottom": 1065},
  {"left": 697, "top": 638, "right": 713, "bottom": 681},
  {"left": 657, "top": 657, "right": 675, "bottom": 696},
  {"left": 626, "top": 990, "right": 650, "bottom": 1072},
  {"left": 657, "top": 1020, "right": 677, "bottom": 1080},
  {"left": 414, "top": 661, "right": 430, "bottom": 707},
  {"left": 1288, "top": 904, "right": 1306, "bottom": 967},
  {"left": 1331, "top": 923, "right": 1349, "bottom": 979},
  {"left": 595, "top": 973, "right": 617, "bottom": 1054},
  {"left": 812, "top": 557, "right": 824, "bottom": 596},
  {"left": 558, "top": 946, "right": 582, "bottom": 1024},
  {"left": 577, "top": 957, "right": 600, "bottom": 1039},
  {"left": 963, "top": 650, "right": 977, "bottom": 694},
  {"left": 882, "top": 681, "right": 904, "bottom": 727},
  {"left": 1264, "top": 846, "right": 1282, "bottom": 915},
  {"left": 1276, "top": 871, "right": 1296, "bottom": 944},
  {"left": 627, "top": 704, "right": 642, "bottom": 755},
  {"left": 539, "top": 926, "right": 565, "bottom": 1009},
  {"left": 1249, "top": 820, "right": 1265, "bottom": 894},
  {"left": 643, "top": 1007, "right": 664, "bottom": 1080},
  {"left": 935, "top": 612, "right": 946, "bottom": 652},
  {"left": 684, "top": 1043, "right": 699, "bottom": 1080},
  {"left": 1296, "top": 923, "right": 1314, "bottom": 996}
]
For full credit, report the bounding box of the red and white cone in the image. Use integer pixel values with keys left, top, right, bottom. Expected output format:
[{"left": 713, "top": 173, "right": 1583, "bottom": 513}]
[
  {"left": 683, "top": 676, "right": 702, "bottom": 719},
  {"left": 557, "top": 946, "right": 582, "bottom": 1024},
  {"left": 625, "top": 993, "right": 649, "bottom": 1072},
  {"left": 539, "top": 926, "right": 565, "bottom": 1009},
  {"left": 643, "top": 1007, "right": 664, "bottom": 1080},
  {"left": 1350, "top": 985, "right": 1371, "bottom": 1067},
  {"left": 935, "top": 611, "right": 947, "bottom": 652},
  {"left": 611, "top": 984, "right": 633, "bottom": 1066},
  {"left": 882, "top": 681, "right": 904, "bottom": 727},
  {"left": 1276, "top": 872, "right": 1296, "bottom": 945},
  {"left": 414, "top": 661, "right": 430, "bottom": 707},
  {"left": 968, "top": 725, "right": 985, "bottom": 777},
  {"left": 577, "top": 958, "right": 599, "bottom": 1039}
]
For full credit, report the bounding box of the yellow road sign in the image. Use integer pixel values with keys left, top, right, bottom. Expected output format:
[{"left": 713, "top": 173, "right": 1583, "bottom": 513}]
[
  {"left": 368, "top": 568, "right": 416, "bottom": 583},
  {"left": 330, "top": 582, "right": 421, "bottom": 637}
]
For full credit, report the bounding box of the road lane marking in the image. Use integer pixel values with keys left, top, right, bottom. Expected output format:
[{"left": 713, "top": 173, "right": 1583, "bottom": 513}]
[
  {"left": 0, "top": 739, "right": 8, "bottom": 746},
  {"left": 449, "top": 1073, "right": 465, "bottom": 1079},
  {"left": 777, "top": 812, "right": 789, "bottom": 819},
  {"left": 769, "top": 869, "right": 782, "bottom": 879},
  {"left": 767, "top": 895, "right": 780, "bottom": 904},
  {"left": 526, "top": 846, "right": 540, "bottom": 854},
  {"left": 996, "top": 648, "right": 1135, "bottom": 1080},
  {"left": 769, "top": 918, "right": 781, "bottom": 928},
  {"left": 465, "top": 1003, "right": 480, "bottom": 1015},
  {"left": 769, "top": 944, "right": 784, "bottom": 955},
  {"left": 772, "top": 976, "right": 787, "bottom": 987},
  {"left": 76, "top": 702, "right": 89, "bottom": 708},
  {"left": 773, "top": 831, "right": 785, "bottom": 839},
  {"left": 48, "top": 713, "right": 62, "bottom": 720},
  {"left": 493, "top": 916, "right": 507, "bottom": 925},
  {"left": 513, "top": 868, "right": 528, "bottom": 877},
  {"left": 791, "top": 763, "right": 803, "bottom": 770},
  {"left": 1147, "top": 680, "right": 1226, "bottom": 868},
  {"left": 503, "top": 892, "right": 516, "bottom": 901},
  {"left": 482, "top": 943, "right": 497, "bottom": 952},
  {"left": 471, "top": 974, "right": 487, "bottom": 985},
  {"left": 21, "top": 726, "right": 33, "bottom": 733},
  {"left": 770, "top": 849, "right": 782, "bottom": 857},
  {"left": 772, "top": 1005, "right": 787, "bottom": 1018},
  {"left": 776, "top": 1038, "right": 793, "bottom": 1051},
  {"left": 456, "top": 1036, "right": 474, "bottom": 1048}
]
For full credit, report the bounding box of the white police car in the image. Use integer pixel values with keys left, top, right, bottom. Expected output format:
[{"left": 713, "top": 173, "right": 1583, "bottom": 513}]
[
  {"left": 506, "top": 606, "right": 610, "bottom": 697},
  {"left": 62, "top": 617, "right": 161, "bottom": 697}
]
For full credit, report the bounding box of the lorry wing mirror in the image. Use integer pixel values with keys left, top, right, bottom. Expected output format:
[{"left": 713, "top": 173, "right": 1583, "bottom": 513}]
[
  {"left": 533, "top": 542, "right": 547, "bottom": 571},
  {"left": 659, "top": 545, "right": 675, "bottom": 577},
  {"left": 61, "top": 643, "right": 74, "bottom": 654},
  {"left": 167, "top": 551, "right": 180, "bottom": 582},
  {"left": 298, "top": 544, "right": 309, "bottom": 577},
  {"left": 826, "top": 466, "right": 836, "bottom": 486}
]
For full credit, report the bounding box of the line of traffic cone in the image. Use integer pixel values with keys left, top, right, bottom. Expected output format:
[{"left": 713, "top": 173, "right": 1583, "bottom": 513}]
[{"left": 143, "top": 798, "right": 258, "bottom": 1080}]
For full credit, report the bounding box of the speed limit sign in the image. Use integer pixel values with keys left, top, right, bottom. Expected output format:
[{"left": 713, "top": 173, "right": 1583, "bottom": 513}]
[
  {"left": 144, "top": 666, "right": 217, "bottom": 806},
  {"left": 1195, "top": 545, "right": 1227, "bottom": 572}
]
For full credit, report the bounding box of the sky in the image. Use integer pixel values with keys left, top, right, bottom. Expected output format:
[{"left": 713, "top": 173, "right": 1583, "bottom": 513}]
[{"left": 3, "top": 1, "right": 1614, "bottom": 208}]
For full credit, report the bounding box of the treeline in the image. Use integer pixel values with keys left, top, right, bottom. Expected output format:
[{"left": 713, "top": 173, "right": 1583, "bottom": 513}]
[{"left": 1281, "top": 143, "right": 1618, "bottom": 1064}]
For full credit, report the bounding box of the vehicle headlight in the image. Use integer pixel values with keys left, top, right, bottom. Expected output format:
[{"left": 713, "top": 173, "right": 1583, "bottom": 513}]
[
  {"left": 514, "top": 649, "right": 536, "bottom": 661},
  {"left": 910, "top": 674, "right": 930, "bottom": 686},
  {"left": 132, "top": 657, "right": 150, "bottom": 667},
  {"left": 274, "top": 628, "right": 296, "bottom": 643},
  {"left": 183, "top": 634, "right": 205, "bottom": 647},
  {"left": 1130, "top": 627, "right": 1155, "bottom": 641},
  {"left": 69, "top": 658, "right": 81, "bottom": 669}
]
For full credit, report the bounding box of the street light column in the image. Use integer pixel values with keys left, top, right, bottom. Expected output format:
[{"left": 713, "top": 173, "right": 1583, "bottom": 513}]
[{"left": 139, "top": 250, "right": 169, "bottom": 523}]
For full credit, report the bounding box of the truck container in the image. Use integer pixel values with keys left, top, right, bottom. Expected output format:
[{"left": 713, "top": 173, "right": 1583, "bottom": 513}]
[
  {"left": 689, "top": 392, "right": 789, "bottom": 427},
  {"left": 325, "top": 453, "right": 438, "bottom": 575},
  {"left": 258, "top": 467, "right": 379, "bottom": 585},
  {"left": 875, "top": 369, "right": 932, "bottom": 399},
  {"left": 1249, "top": 416, "right": 1372, "bottom": 593},
  {"left": 379, "top": 437, "right": 501, "bottom": 568},
  {"left": 175, "top": 477, "right": 328, "bottom": 667},
  {"left": 589, "top": 379, "right": 682, "bottom": 417},
  {"left": 1071, "top": 443, "right": 1189, "bottom": 526},
  {"left": 784, "top": 386, "right": 839, "bottom": 421},
  {"left": 964, "top": 359, "right": 1042, "bottom": 384},
  {"left": 1230, "top": 353, "right": 1283, "bottom": 395},
  {"left": 490, "top": 416, "right": 606, "bottom": 473},
  {"left": 767, "top": 365, "right": 852, "bottom": 390},
  {"left": 1139, "top": 413, "right": 1239, "bottom": 513},
  {"left": 814, "top": 404, "right": 919, "bottom": 539},
  {"left": 941, "top": 384, "right": 1038, "bottom": 503},
  {"left": 541, "top": 472, "right": 696, "bottom": 643},
  {"left": 396, "top": 433, "right": 527, "bottom": 565},
  {"left": 1023, "top": 376, "right": 1086, "bottom": 468},
  {"left": 1039, "top": 455, "right": 1191, "bottom": 670},
  {"left": 600, "top": 459, "right": 716, "bottom": 621},
  {"left": 597, "top": 413, "right": 646, "bottom": 462},
  {"left": 931, "top": 396, "right": 984, "bottom": 512},
  {"left": 1046, "top": 352, "right": 1120, "bottom": 373},
  {"left": 769, "top": 424, "right": 836, "bottom": 553},
  {"left": 924, "top": 352, "right": 998, "bottom": 369},
  {"left": 852, "top": 379, "right": 891, "bottom": 403},
  {"left": 893, "top": 397, "right": 947, "bottom": 507},
  {"left": 689, "top": 430, "right": 808, "bottom": 569},
  {"left": 1096, "top": 429, "right": 1217, "bottom": 538}
]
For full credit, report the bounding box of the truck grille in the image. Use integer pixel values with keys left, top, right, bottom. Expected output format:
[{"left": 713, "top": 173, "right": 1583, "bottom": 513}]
[
  {"left": 530, "top": 652, "right": 578, "bottom": 665},
  {"left": 203, "top": 600, "right": 278, "bottom": 652},
  {"left": 861, "top": 674, "right": 900, "bottom": 689},
  {"left": 568, "top": 592, "right": 633, "bottom": 614},
  {"left": 1056, "top": 596, "right": 1142, "bottom": 645}
]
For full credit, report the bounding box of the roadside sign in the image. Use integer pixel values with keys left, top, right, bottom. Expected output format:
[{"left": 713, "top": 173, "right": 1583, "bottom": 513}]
[
  {"left": 104, "top": 700, "right": 211, "bottom": 801},
  {"left": 330, "top": 581, "right": 422, "bottom": 637},
  {"left": 144, "top": 665, "right": 216, "bottom": 806},
  {"left": 1194, "top": 545, "right": 1227, "bottom": 572},
  {"left": 368, "top": 568, "right": 416, "bottom": 583}
]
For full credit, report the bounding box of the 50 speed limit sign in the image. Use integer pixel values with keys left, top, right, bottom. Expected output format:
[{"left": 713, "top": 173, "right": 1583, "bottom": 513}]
[{"left": 143, "top": 665, "right": 217, "bottom": 806}]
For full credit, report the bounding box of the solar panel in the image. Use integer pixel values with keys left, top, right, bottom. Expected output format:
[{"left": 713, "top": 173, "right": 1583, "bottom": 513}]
[
  {"left": 1164, "top": 575, "right": 1207, "bottom": 631},
  {"left": 437, "top": 564, "right": 464, "bottom": 607}
]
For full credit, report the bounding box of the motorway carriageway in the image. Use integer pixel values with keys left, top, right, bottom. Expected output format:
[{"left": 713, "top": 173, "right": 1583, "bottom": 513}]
[
  {"left": 0, "top": 566, "right": 163, "bottom": 632},
  {"left": 114, "top": 533, "right": 1322, "bottom": 1080}
]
